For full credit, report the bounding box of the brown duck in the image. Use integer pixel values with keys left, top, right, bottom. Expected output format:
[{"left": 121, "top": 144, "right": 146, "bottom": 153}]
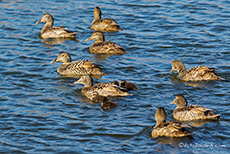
[
  {"left": 170, "top": 95, "right": 220, "bottom": 121},
  {"left": 90, "top": 6, "right": 122, "bottom": 32},
  {"left": 170, "top": 60, "right": 223, "bottom": 81},
  {"left": 101, "top": 97, "right": 117, "bottom": 110},
  {"left": 50, "top": 52, "right": 105, "bottom": 77},
  {"left": 120, "top": 80, "right": 138, "bottom": 91},
  {"left": 74, "top": 74, "right": 132, "bottom": 98},
  {"left": 36, "top": 13, "right": 77, "bottom": 39},
  {"left": 85, "top": 31, "right": 126, "bottom": 54},
  {"left": 151, "top": 107, "right": 191, "bottom": 138}
]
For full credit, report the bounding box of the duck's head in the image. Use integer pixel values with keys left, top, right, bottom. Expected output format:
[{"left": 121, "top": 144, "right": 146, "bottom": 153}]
[
  {"left": 170, "top": 60, "right": 186, "bottom": 73},
  {"left": 155, "top": 107, "right": 166, "bottom": 125},
  {"left": 50, "top": 52, "right": 71, "bottom": 63},
  {"left": 74, "top": 74, "right": 93, "bottom": 87},
  {"left": 120, "top": 80, "right": 127, "bottom": 87},
  {"left": 94, "top": 6, "right": 102, "bottom": 20},
  {"left": 90, "top": 91, "right": 100, "bottom": 99},
  {"left": 170, "top": 95, "right": 187, "bottom": 108},
  {"left": 112, "top": 81, "right": 119, "bottom": 86},
  {"left": 85, "top": 31, "right": 105, "bottom": 42},
  {"left": 36, "top": 13, "right": 54, "bottom": 24}
]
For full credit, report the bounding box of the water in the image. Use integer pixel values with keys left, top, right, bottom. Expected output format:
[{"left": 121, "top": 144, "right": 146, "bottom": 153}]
[{"left": 1, "top": 0, "right": 230, "bottom": 153}]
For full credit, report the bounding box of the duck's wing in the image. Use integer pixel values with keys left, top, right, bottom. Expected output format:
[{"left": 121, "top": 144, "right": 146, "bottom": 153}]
[
  {"left": 101, "top": 18, "right": 119, "bottom": 26},
  {"left": 189, "top": 105, "right": 213, "bottom": 112},
  {"left": 59, "top": 60, "right": 93, "bottom": 75},
  {"left": 174, "top": 105, "right": 219, "bottom": 121},
  {"left": 189, "top": 105, "right": 220, "bottom": 119},
  {"left": 90, "top": 41, "right": 126, "bottom": 54},
  {"left": 90, "top": 18, "right": 122, "bottom": 32},
  {"left": 43, "top": 26, "right": 77, "bottom": 38},
  {"left": 152, "top": 122, "right": 191, "bottom": 138},
  {"left": 184, "top": 65, "right": 222, "bottom": 81},
  {"left": 90, "top": 82, "right": 131, "bottom": 97}
]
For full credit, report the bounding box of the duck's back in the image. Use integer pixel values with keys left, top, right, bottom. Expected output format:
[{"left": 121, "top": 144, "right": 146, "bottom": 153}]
[
  {"left": 90, "top": 18, "right": 122, "bottom": 32},
  {"left": 173, "top": 105, "right": 220, "bottom": 121},
  {"left": 82, "top": 82, "right": 131, "bottom": 98},
  {"left": 41, "top": 26, "right": 77, "bottom": 39},
  {"left": 183, "top": 65, "right": 221, "bottom": 81},
  {"left": 90, "top": 41, "right": 126, "bottom": 54},
  {"left": 57, "top": 60, "right": 104, "bottom": 76},
  {"left": 151, "top": 121, "right": 191, "bottom": 138}
]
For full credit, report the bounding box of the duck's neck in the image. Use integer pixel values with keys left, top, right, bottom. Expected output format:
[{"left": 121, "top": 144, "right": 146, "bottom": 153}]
[
  {"left": 178, "top": 66, "right": 186, "bottom": 75},
  {"left": 154, "top": 121, "right": 164, "bottom": 129},
  {"left": 84, "top": 81, "right": 93, "bottom": 88},
  {"left": 93, "top": 11, "right": 101, "bottom": 23},
  {"left": 95, "top": 39, "right": 104, "bottom": 43},
  {"left": 95, "top": 35, "right": 105, "bottom": 43},
  {"left": 41, "top": 22, "right": 53, "bottom": 34}
]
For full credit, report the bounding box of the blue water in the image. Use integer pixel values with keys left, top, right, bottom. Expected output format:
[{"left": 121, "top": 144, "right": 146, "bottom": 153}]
[{"left": 1, "top": 0, "right": 230, "bottom": 153}]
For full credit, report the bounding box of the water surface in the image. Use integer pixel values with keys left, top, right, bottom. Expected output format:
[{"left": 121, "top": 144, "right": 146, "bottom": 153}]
[{"left": 1, "top": 0, "right": 230, "bottom": 153}]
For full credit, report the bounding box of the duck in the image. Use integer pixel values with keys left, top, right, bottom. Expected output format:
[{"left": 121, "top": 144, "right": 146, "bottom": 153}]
[
  {"left": 101, "top": 97, "right": 117, "bottom": 110},
  {"left": 36, "top": 13, "right": 77, "bottom": 39},
  {"left": 170, "top": 60, "right": 224, "bottom": 81},
  {"left": 90, "top": 6, "right": 122, "bottom": 32},
  {"left": 74, "top": 74, "right": 132, "bottom": 98},
  {"left": 50, "top": 52, "right": 105, "bottom": 77},
  {"left": 85, "top": 31, "right": 127, "bottom": 54},
  {"left": 112, "top": 81, "right": 119, "bottom": 86},
  {"left": 120, "top": 80, "right": 138, "bottom": 91},
  {"left": 90, "top": 91, "right": 105, "bottom": 103},
  {"left": 170, "top": 95, "right": 220, "bottom": 121},
  {"left": 151, "top": 107, "right": 191, "bottom": 138}
]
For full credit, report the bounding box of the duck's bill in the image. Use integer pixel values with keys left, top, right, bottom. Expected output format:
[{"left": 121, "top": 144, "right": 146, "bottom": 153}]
[
  {"left": 73, "top": 80, "right": 81, "bottom": 84},
  {"left": 170, "top": 68, "right": 174, "bottom": 73},
  {"left": 36, "top": 20, "right": 41, "bottom": 24},
  {"left": 50, "top": 58, "right": 57, "bottom": 64},
  {"left": 84, "top": 37, "right": 91, "bottom": 42}
]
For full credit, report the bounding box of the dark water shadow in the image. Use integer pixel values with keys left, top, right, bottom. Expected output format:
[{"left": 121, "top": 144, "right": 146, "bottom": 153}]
[
  {"left": 178, "top": 119, "right": 220, "bottom": 128},
  {"left": 93, "top": 53, "right": 126, "bottom": 61},
  {"left": 41, "top": 37, "right": 79, "bottom": 45}
]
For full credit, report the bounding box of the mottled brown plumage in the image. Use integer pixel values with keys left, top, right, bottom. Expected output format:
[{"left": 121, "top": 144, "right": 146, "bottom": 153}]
[
  {"left": 74, "top": 74, "right": 132, "bottom": 98},
  {"left": 170, "top": 60, "right": 223, "bottom": 81},
  {"left": 50, "top": 52, "right": 105, "bottom": 77},
  {"left": 36, "top": 13, "right": 77, "bottom": 39},
  {"left": 85, "top": 31, "right": 126, "bottom": 54},
  {"left": 170, "top": 95, "right": 220, "bottom": 121},
  {"left": 151, "top": 107, "right": 191, "bottom": 138},
  {"left": 90, "top": 6, "right": 122, "bottom": 32}
]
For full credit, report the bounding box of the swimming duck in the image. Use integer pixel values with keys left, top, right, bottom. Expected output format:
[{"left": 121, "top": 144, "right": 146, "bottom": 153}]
[
  {"left": 74, "top": 74, "right": 132, "bottom": 98},
  {"left": 170, "top": 60, "right": 223, "bottom": 81},
  {"left": 112, "top": 81, "right": 119, "bottom": 86},
  {"left": 85, "top": 31, "right": 127, "bottom": 54},
  {"left": 170, "top": 95, "right": 220, "bottom": 121},
  {"left": 90, "top": 6, "right": 122, "bottom": 32},
  {"left": 36, "top": 13, "right": 77, "bottom": 39},
  {"left": 151, "top": 107, "right": 191, "bottom": 138},
  {"left": 90, "top": 91, "right": 105, "bottom": 103},
  {"left": 101, "top": 97, "right": 117, "bottom": 110},
  {"left": 120, "top": 80, "right": 138, "bottom": 91},
  {"left": 50, "top": 52, "right": 105, "bottom": 77}
]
